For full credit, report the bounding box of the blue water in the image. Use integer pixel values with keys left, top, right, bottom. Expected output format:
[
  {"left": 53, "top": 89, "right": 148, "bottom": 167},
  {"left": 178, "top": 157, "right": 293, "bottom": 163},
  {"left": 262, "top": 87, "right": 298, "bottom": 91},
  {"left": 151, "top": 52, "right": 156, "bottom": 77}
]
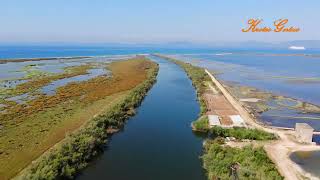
[
  {"left": 290, "top": 151, "right": 320, "bottom": 177},
  {"left": 0, "top": 46, "right": 209, "bottom": 59},
  {"left": 175, "top": 53, "right": 320, "bottom": 105},
  {"left": 172, "top": 53, "right": 320, "bottom": 131},
  {"left": 78, "top": 56, "right": 206, "bottom": 180},
  {"left": 1, "top": 45, "right": 319, "bottom": 59},
  {"left": 2, "top": 45, "right": 320, "bottom": 130},
  {"left": 1, "top": 45, "right": 320, "bottom": 177},
  {"left": 41, "top": 68, "right": 109, "bottom": 95},
  {"left": 313, "top": 135, "right": 320, "bottom": 145}
]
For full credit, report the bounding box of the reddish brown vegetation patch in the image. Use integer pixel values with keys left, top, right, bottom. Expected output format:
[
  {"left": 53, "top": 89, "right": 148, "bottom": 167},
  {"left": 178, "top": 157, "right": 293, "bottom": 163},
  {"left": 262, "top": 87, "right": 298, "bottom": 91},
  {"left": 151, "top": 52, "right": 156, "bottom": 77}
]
[
  {"left": 12, "top": 64, "right": 92, "bottom": 96},
  {"left": 0, "top": 57, "right": 157, "bottom": 179},
  {"left": 1, "top": 58, "right": 153, "bottom": 124}
]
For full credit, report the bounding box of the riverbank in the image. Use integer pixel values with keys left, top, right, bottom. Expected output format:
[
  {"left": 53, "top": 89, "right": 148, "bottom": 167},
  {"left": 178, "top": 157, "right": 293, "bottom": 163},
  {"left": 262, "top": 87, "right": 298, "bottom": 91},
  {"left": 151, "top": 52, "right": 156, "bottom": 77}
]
[
  {"left": 156, "top": 54, "right": 319, "bottom": 179},
  {"left": 155, "top": 55, "right": 281, "bottom": 179},
  {"left": 0, "top": 57, "right": 158, "bottom": 179},
  {"left": 16, "top": 57, "right": 158, "bottom": 179},
  {"left": 205, "top": 68, "right": 320, "bottom": 179},
  {"left": 76, "top": 55, "right": 206, "bottom": 180}
]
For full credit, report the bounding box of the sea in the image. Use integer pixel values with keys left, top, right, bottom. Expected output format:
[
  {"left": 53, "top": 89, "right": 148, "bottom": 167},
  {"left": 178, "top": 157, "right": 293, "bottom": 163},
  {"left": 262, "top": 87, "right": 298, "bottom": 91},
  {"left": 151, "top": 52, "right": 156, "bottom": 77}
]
[{"left": 1, "top": 45, "right": 320, "bottom": 134}]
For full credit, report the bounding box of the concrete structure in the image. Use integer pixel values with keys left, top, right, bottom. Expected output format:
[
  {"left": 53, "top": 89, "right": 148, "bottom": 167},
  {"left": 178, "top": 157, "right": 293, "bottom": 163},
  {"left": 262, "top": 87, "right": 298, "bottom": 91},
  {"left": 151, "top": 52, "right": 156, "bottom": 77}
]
[
  {"left": 208, "top": 115, "right": 220, "bottom": 127},
  {"left": 229, "top": 115, "right": 246, "bottom": 127},
  {"left": 239, "top": 98, "right": 260, "bottom": 102},
  {"left": 295, "top": 123, "right": 314, "bottom": 143}
]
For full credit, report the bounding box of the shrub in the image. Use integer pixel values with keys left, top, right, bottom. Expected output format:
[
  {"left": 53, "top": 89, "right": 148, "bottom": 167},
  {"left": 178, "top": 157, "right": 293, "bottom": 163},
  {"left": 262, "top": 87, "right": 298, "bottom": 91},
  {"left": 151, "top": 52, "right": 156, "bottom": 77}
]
[
  {"left": 209, "top": 126, "right": 277, "bottom": 140},
  {"left": 202, "top": 141, "right": 283, "bottom": 180},
  {"left": 192, "top": 115, "right": 209, "bottom": 132}
]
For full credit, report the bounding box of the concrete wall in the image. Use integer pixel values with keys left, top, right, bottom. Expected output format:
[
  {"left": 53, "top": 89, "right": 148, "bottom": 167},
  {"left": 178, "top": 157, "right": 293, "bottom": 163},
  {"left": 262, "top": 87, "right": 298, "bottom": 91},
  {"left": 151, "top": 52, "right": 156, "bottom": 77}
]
[{"left": 295, "top": 123, "right": 314, "bottom": 143}]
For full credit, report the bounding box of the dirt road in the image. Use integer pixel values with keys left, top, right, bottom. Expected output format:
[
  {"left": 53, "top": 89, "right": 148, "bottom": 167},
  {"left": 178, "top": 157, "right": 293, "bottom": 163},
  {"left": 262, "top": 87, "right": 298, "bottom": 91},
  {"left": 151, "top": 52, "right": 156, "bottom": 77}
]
[{"left": 205, "top": 69, "right": 320, "bottom": 180}]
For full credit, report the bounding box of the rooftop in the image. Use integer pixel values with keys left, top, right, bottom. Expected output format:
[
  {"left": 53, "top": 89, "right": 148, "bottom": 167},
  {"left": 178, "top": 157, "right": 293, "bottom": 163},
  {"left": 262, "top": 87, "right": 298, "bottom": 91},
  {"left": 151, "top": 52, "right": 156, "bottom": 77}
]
[
  {"left": 295, "top": 123, "right": 314, "bottom": 130},
  {"left": 208, "top": 115, "right": 221, "bottom": 127},
  {"left": 229, "top": 115, "right": 246, "bottom": 127}
]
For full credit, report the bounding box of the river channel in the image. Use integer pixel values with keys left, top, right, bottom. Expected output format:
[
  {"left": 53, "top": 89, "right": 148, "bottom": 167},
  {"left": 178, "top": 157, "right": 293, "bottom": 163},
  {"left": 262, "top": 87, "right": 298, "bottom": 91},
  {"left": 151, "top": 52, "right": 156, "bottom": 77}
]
[{"left": 78, "top": 56, "right": 206, "bottom": 179}]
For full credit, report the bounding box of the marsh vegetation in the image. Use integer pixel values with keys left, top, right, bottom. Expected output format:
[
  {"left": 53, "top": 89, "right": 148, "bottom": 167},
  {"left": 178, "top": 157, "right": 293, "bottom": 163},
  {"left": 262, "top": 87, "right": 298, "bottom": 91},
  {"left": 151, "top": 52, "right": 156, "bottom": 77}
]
[
  {"left": 0, "top": 56, "right": 158, "bottom": 179},
  {"left": 202, "top": 141, "right": 283, "bottom": 180}
]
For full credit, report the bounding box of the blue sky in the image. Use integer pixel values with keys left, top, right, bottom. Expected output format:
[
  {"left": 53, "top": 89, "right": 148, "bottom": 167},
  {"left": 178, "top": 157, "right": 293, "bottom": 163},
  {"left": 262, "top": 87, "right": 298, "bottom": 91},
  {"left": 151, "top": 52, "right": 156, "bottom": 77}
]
[{"left": 1, "top": 0, "right": 319, "bottom": 43}]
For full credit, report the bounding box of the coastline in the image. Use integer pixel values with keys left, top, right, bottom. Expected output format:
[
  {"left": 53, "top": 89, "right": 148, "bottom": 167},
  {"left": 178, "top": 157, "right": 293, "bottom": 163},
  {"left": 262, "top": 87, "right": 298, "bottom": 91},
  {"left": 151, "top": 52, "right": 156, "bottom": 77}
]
[
  {"left": 0, "top": 56, "right": 92, "bottom": 64},
  {"left": 2, "top": 54, "right": 319, "bottom": 179},
  {"left": 205, "top": 68, "right": 320, "bottom": 179},
  {"left": 157, "top": 54, "right": 320, "bottom": 180}
]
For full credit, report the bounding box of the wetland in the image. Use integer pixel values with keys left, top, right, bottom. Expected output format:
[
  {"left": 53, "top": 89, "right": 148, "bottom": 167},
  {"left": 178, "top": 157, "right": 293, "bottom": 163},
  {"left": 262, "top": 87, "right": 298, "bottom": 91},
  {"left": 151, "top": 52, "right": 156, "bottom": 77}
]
[
  {"left": 77, "top": 55, "right": 206, "bottom": 180},
  {"left": 0, "top": 55, "right": 157, "bottom": 179},
  {"left": 170, "top": 53, "right": 320, "bottom": 135},
  {"left": 1, "top": 49, "right": 320, "bottom": 179}
]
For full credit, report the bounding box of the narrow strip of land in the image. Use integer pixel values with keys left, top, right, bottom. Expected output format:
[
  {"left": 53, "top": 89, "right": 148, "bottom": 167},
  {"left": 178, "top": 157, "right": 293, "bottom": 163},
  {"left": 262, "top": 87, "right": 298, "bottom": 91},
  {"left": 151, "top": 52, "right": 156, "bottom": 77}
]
[{"left": 205, "top": 69, "right": 320, "bottom": 180}]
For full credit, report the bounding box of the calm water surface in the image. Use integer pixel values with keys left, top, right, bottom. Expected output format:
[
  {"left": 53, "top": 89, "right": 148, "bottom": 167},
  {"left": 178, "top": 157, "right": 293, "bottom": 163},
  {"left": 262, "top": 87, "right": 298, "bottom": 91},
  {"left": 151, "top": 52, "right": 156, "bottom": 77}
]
[
  {"left": 173, "top": 53, "right": 320, "bottom": 131},
  {"left": 77, "top": 56, "right": 206, "bottom": 180},
  {"left": 290, "top": 151, "right": 320, "bottom": 177},
  {"left": 2, "top": 46, "right": 319, "bottom": 59}
]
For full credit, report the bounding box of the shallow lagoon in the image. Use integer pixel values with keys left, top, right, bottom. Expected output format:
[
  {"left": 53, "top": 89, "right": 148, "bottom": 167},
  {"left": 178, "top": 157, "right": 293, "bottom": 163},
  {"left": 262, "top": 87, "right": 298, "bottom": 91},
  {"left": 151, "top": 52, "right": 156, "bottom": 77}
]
[
  {"left": 174, "top": 53, "right": 320, "bottom": 105},
  {"left": 41, "top": 68, "right": 109, "bottom": 95},
  {"left": 171, "top": 53, "right": 320, "bottom": 131},
  {"left": 2, "top": 52, "right": 320, "bottom": 131},
  {"left": 0, "top": 55, "right": 132, "bottom": 104}
]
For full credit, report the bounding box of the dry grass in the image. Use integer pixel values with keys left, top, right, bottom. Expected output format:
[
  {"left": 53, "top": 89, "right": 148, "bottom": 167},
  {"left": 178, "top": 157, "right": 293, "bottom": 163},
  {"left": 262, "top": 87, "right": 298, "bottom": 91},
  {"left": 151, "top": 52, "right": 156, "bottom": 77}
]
[{"left": 0, "top": 57, "right": 156, "bottom": 179}]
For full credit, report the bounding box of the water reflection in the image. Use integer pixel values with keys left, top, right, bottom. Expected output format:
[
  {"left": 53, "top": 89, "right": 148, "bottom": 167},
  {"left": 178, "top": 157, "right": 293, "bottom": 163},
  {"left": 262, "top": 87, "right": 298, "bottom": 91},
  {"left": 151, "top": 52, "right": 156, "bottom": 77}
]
[
  {"left": 290, "top": 151, "right": 320, "bottom": 177},
  {"left": 77, "top": 56, "right": 206, "bottom": 180}
]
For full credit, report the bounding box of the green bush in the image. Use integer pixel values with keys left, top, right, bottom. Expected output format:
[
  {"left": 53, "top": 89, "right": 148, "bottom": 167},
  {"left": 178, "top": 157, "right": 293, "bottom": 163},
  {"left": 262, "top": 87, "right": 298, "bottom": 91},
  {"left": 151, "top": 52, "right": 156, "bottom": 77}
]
[
  {"left": 209, "top": 126, "right": 277, "bottom": 140},
  {"left": 192, "top": 115, "right": 209, "bottom": 132},
  {"left": 202, "top": 141, "right": 283, "bottom": 180}
]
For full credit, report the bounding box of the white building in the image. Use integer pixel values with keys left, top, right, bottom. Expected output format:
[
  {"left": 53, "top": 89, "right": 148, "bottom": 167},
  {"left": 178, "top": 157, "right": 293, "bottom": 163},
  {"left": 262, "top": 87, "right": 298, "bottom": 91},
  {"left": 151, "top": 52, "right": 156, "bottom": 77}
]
[
  {"left": 208, "top": 115, "right": 220, "bottom": 127},
  {"left": 229, "top": 115, "right": 246, "bottom": 127},
  {"left": 295, "top": 123, "right": 314, "bottom": 144}
]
